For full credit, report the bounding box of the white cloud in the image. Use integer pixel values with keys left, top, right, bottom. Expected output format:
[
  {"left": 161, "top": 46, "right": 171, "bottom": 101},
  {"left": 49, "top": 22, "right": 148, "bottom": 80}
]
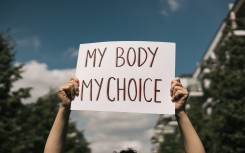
[
  {"left": 91, "top": 138, "right": 144, "bottom": 153},
  {"left": 78, "top": 111, "right": 158, "bottom": 153},
  {"left": 160, "top": 0, "right": 182, "bottom": 16},
  {"left": 168, "top": 0, "right": 180, "bottom": 12},
  {"left": 16, "top": 36, "right": 41, "bottom": 50},
  {"left": 13, "top": 60, "right": 75, "bottom": 103},
  {"left": 64, "top": 47, "right": 79, "bottom": 58},
  {"left": 82, "top": 112, "right": 155, "bottom": 133},
  {"left": 160, "top": 10, "right": 168, "bottom": 16},
  {"left": 13, "top": 60, "right": 159, "bottom": 153}
]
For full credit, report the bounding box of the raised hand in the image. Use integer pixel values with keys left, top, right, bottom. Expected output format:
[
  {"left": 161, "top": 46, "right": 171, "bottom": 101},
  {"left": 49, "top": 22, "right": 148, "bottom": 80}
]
[
  {"left": 59, "top": 77, "right": 79, "bottom": 108},
  {"left": 170, "top": 77, "right": 189, "bottom": 113}
]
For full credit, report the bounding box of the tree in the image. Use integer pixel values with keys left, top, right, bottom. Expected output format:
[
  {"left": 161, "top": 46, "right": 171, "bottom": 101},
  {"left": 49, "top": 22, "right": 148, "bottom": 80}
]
[
  {"left": 0, "top": 32, "right": 32, "bottom": 152},
  {"left": 160, "top": 131, "right": 184, "bottom": 153},
  {"left": 19, "top": 91, "right": 91, "bottom": 153},
  {"left": 0, "top": 32, "right": 91, "bottom": 153},
  {"left": 203, "top": 32, "right": 245, "bottom": 153},
  {"left": 186, "top": 96, "right": 213, "bottom": 152}
]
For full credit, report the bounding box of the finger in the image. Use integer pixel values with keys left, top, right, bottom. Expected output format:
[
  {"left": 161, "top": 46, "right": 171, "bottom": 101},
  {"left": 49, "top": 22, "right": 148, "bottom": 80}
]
[
  {"left": 59, "top": 90, "right": 70, "bottom": 103},
  {"left": 60, "top": 82, "right": 74, "bottom": 100},
  {"left": 69, "top": 80, "right": 79, "bottom": 96},
  {"left": 172, "top": 85, "right": 185, "bottom": 96},
  {"left": 171, "top": 77, "right": 181, "bottom": 85},
  {"left": 171, "top": 81, "right": 182, "bottom": 90},
  {"left": 170, "top": 81, "right": 177, "bottom": 96},
  {"left": 172, "top": 90, "right": 187, "bottom": 102},
  {"left": 176, "top": 77, "right": 181, "bottom": 83},
  {"left": 170, "top": 81, "right": 182, "bottom": 96},
  {"left": 68, "top": 82, "right": 76, "bottom": 100},
  {"left": 70, "top": 77, "right": 79, "bottom": 86},
  {"left": 74, "top": 82, "right": 79, "bottom": 96},
  {"left": 71, "top": 88, "right": 75, "bottom": 100},
  {"left": 177, "top": 90, "right": 188, "bottom": 101},
  {"left": 171, "top": 77, "right": 181, "bottom": 89},
  {"left": 59, "top": 84, "right": 70, "bottom": 95},
  {"left": 172, "top": 90, "right": 182, "bottom": 102}
]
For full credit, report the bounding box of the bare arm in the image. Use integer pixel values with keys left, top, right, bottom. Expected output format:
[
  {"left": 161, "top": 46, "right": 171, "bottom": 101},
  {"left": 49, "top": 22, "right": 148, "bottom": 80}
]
[
  {"left": 171, "top": 78, "right": 205, "bottom": 153},
  {"left": 44, "top": 77, "right": 79, "bottom": 153}
]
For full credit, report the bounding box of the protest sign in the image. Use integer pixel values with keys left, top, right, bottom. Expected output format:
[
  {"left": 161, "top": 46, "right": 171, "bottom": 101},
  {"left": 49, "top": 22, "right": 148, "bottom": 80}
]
[{"left": 71, "top": 41, "right": 175, "bottom": 114}]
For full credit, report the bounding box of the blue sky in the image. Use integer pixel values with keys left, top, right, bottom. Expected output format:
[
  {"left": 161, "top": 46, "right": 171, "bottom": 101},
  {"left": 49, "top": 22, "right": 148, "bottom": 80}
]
[
  {"left": 1, "top": 0, "right": 235, "bottom": 153},
  {"left": 1, "top": 0, "right": 234, "bottom": 75}
]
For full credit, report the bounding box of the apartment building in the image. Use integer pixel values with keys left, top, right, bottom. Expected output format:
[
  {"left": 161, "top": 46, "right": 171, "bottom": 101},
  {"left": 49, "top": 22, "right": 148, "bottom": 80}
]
[{"left": 151, "top": 1, "right": 245, "bottom": 152}]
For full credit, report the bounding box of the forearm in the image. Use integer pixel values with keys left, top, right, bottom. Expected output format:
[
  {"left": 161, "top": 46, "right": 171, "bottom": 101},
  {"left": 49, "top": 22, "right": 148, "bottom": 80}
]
[
  {"left": 44, "top": 106, "right": 70, "bottom": 153},
  {"left": 176, "top": 111, "right": 205, "bottom": 153}
]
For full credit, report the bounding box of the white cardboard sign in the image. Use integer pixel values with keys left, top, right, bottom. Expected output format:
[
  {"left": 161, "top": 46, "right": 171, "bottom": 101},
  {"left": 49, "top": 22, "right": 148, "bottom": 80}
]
[{"left": 71, "top": 41, "right": 175, "bottom": 114}]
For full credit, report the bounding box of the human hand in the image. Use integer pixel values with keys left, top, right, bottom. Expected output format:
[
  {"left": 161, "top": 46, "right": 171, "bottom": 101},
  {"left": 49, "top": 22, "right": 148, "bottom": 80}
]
[
  {"left": 170, "top": 78, "right": 189, "bottom": 113},
  {"left": 59, "top": 77, "right": 79, "bottom": 108}
]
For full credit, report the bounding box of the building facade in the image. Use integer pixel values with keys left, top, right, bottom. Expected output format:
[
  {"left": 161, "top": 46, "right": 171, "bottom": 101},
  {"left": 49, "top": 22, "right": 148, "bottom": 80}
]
[{"left": 151, "top": 0, "right": 245, "bottom": 152}]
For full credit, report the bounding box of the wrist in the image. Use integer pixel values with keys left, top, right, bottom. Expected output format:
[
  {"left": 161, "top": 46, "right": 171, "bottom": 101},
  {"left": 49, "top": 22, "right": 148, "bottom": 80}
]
[
  {"left": 59, "top": 104, "right": 71, "bottom": 115},
  {"left": 175, "top": 110, "right": 186, "bottom": 119}
]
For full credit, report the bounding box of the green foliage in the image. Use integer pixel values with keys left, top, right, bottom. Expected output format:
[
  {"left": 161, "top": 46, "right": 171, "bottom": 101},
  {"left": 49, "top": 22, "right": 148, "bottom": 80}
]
[
  {"left": 0, "top": 32, "right": 90, "bottom": 153},
  {"left": 159, "top": 9, "right": 245, "bottom": 153},
  {"left": 0, "top": 32, "right": 31, "bottom": 118},
  {"left": 0, "top": 32, "right": 32, "bottom": 152},
  {"left": 66, "top": 121, "right": 91, "bottom": 153},
  {"left": 159, "top": 132, "right": 184, "bottom": 153},
  {"left": 187, "top": 97, "right": 213, "bottom": 152},
  {"left": 19, "top": 92, "right": 91, "bottom": 153},
  {"left": 203, "top": 34, "right": 245, "bottom": 153}
]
